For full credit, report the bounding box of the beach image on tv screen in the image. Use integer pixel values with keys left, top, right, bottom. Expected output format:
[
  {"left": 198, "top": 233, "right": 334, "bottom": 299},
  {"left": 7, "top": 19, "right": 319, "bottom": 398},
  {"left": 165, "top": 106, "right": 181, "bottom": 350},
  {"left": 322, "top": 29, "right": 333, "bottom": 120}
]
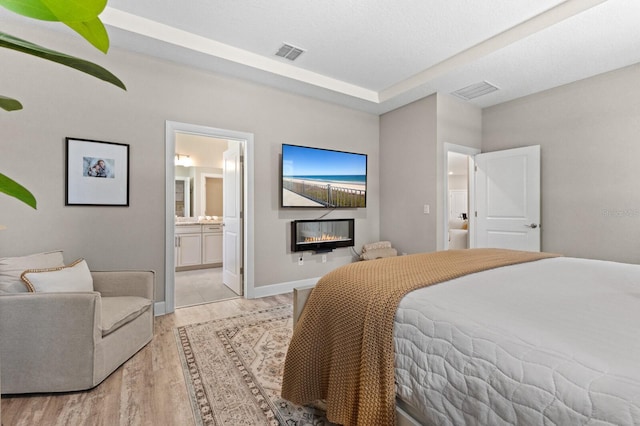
[{"left": 282, "top": 144, "right": 367, "bottom": 208}]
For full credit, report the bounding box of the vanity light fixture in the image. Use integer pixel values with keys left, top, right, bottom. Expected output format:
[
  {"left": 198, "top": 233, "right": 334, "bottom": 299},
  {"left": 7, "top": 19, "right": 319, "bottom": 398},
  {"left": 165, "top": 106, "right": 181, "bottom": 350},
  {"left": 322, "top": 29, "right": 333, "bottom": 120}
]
[{"left": 175, "top": 154, "right": 193, "bottom": 167}]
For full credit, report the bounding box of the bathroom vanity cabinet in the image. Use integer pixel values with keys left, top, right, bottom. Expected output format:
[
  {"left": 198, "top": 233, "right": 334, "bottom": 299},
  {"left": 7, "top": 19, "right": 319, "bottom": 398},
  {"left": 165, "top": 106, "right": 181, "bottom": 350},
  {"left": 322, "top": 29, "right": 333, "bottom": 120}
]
[{"left": 175, "top": 223, "right": 222, "bottom": 269}]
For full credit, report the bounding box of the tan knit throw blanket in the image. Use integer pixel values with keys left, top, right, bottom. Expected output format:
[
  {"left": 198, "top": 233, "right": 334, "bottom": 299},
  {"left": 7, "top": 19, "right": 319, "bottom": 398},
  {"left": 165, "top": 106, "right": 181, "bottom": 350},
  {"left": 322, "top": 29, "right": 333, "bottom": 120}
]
[{"left": 281, "top": 248, "right": 559, "bottom": 426}]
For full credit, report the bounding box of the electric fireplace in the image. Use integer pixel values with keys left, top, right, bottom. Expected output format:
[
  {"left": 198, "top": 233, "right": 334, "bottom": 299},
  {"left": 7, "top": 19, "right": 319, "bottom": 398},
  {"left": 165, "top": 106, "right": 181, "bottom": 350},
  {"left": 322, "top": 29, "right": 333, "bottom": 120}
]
[{"left": 291, "top": 219, "right": 355, "bottom": 253}]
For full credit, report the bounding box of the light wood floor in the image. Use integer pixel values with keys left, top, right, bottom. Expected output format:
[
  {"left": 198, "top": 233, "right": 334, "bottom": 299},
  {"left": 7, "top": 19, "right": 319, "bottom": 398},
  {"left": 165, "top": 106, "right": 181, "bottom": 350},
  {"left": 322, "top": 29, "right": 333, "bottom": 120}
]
[
  {"left": 1, "top": 293, "right": 292, "bottom": 426},
  {"left": 175, "top": 268, "right": 238, "bottom": 308}
]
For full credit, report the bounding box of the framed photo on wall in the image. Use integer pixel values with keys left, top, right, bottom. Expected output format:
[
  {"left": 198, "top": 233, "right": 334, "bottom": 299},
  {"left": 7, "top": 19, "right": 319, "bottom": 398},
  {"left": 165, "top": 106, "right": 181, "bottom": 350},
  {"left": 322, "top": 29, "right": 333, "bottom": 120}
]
[{"left": 65, "top": 137, "right": 129, "bottom": 206}]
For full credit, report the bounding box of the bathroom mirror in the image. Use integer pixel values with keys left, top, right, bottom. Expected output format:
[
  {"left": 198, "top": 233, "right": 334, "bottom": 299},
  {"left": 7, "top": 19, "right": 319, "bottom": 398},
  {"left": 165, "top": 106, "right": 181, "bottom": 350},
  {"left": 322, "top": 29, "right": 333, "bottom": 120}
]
[
  {"left": 175, "top": 134, "right": 228, "bottom": 219},
  {"left": 175, "top": 176, "right": 191, "bottom": 217}
]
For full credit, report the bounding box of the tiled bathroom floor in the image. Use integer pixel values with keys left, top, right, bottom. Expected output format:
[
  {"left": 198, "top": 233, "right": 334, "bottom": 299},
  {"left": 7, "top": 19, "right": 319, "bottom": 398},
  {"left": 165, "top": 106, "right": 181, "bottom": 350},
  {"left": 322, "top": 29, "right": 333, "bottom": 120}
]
[{"left": 175, "top": 267, "right": 240, "bottom": 308}]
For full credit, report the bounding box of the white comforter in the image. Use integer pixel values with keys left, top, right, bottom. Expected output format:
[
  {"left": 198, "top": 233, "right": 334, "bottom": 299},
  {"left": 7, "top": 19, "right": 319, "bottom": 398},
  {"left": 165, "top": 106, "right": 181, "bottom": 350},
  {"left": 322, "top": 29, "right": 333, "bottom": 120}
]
[{"left": 394, "top": 257, "right": 640, "bottom": 425}]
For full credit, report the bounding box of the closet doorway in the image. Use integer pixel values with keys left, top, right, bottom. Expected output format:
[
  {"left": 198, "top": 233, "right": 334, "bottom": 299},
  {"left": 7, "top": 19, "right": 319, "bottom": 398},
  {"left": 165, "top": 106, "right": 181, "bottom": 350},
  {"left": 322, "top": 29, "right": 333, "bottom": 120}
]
[
  {"left": 447, "top": 152, "right": 470, "bottom": 250},
  {"left": 442, "top": 143, "right": 480, "bottom": 250}
]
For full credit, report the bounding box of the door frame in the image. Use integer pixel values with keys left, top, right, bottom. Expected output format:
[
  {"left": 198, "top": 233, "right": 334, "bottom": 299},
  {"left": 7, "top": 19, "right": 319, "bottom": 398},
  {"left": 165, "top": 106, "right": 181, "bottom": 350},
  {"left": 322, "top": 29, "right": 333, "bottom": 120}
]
[
  {"left": 441, "top": 143, "right": 480, "bottom": 250},
  {"left": 164, "top": 121, "right": 255, "bottom": 314}
]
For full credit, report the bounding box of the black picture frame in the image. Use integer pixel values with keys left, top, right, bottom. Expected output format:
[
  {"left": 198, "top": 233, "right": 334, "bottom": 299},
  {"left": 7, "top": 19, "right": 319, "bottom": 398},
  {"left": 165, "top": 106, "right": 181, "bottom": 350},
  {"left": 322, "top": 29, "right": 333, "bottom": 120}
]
[{"left": 65, "top": 137, "right": 130, "bottom": 206}]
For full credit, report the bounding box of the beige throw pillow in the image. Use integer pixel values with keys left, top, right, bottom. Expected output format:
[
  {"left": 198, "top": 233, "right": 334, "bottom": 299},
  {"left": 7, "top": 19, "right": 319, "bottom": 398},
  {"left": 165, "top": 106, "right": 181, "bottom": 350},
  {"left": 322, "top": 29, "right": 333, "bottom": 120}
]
[
  {"left": 21, "top": 258, "right": 93, "bottom": 293},
  {"left": 0, "top": 250, "right": 64, "bottom": 293}
]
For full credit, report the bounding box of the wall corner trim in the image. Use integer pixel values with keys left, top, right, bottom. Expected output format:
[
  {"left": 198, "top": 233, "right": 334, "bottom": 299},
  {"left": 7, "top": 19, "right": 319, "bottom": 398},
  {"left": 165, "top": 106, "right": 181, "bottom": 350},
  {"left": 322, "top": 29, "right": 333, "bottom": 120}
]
[{"left": 154, "top": 301, "right": 166, "bottom": 316}]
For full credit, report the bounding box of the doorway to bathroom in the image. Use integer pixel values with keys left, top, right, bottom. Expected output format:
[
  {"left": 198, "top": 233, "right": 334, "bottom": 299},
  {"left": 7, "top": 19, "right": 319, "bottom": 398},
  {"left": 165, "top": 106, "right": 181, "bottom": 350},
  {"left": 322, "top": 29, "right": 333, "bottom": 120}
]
[
  {"left": 165, "top": 121, "right": 254, "bottom": 314},
  {"left": 174, "top": 133, "right": 235, "bottom": 308}
]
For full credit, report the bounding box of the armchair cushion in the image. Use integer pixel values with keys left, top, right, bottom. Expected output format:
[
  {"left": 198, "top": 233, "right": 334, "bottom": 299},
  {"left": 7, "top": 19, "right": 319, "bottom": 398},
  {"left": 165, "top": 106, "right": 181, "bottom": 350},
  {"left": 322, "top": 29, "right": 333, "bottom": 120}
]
[
  {"left": 0, "top": 250, "right": 64, "bottom": 293},
  {"left": 20, "top": 258, "right": 93, "bottom": 293},
  {"left": 101, "top": 296, "right": 152, "bottom": 337}
]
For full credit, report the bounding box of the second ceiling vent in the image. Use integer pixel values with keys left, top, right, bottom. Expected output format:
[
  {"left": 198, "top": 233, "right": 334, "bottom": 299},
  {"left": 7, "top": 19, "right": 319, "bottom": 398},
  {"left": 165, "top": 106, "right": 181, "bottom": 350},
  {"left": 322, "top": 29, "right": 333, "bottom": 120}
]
[
  {"left": 452, "top": 81, "right": 499, "bottom": 101},
  {"left": 276, "top": 43, "right": 305, "bottom": 61}
]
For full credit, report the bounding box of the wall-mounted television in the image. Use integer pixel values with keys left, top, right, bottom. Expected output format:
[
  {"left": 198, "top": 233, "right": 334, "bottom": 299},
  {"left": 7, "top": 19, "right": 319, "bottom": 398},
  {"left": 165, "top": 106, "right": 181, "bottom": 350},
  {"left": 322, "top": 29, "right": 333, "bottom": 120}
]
[{"left": 281, "top": 144, "right": 367, "bottom": 208}]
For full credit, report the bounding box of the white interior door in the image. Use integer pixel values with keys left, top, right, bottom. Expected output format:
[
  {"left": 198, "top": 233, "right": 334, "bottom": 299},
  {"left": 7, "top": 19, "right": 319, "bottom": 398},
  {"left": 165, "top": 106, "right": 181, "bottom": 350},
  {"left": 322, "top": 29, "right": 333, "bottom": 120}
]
[
  {"left": 449, "top": 190, "right": 468, "bottom": 220},
  {"left": 223, "top": 141, "right": 243, "bottom": 295},
  {"left": 475, "top": 145, "right": 540, "bottom": 252}
]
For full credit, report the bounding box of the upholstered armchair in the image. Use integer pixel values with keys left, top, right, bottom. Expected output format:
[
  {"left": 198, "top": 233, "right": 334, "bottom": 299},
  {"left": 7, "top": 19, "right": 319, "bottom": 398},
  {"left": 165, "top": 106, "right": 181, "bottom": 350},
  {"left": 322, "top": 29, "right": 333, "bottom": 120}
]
[{"left": 0, "top": 269, "right": 154, "bottom": 394}]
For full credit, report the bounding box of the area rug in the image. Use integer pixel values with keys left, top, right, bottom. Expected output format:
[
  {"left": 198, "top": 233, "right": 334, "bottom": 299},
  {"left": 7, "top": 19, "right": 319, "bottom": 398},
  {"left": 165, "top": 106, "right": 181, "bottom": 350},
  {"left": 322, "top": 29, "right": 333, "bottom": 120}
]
[{"left": 175, "top": 304, "right": 332, "bottom": 425}]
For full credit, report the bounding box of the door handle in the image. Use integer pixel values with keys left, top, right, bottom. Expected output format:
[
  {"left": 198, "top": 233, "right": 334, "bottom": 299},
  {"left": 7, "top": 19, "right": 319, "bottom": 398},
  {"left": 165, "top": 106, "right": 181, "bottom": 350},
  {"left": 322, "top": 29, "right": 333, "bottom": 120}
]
[{"left": 524, "top": 223, "right": 539, "bottom": 229}]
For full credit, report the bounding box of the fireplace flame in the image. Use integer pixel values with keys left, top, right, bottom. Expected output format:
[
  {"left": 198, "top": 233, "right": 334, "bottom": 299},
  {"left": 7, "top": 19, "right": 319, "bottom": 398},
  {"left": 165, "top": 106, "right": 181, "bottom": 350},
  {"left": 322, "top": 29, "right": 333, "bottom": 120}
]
[{"left": 303, "top": 233, "right": 345, "bottom": 243}]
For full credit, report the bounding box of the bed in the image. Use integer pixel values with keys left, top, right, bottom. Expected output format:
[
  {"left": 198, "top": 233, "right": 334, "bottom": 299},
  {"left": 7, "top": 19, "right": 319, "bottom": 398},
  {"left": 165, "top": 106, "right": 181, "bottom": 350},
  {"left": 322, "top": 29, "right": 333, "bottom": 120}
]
[{"left": 281, "top": 249, "right": 640, "bottom": 426}]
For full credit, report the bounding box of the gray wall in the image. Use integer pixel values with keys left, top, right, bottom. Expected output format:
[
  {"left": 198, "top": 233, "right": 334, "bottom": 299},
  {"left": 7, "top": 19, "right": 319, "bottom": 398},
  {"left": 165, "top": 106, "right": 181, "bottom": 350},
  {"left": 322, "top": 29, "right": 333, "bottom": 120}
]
[
  {"left": 436, "top": 94, "right": 483, "bottom": 149},
  {"left": 435, "top": 94, "right": 482, "bottom": 248},
  {"left": 0, "top": 21, "right": 379, "bottom": 302},
  {"left": 483, "top": 63, "right": 640, "bottom": 263},
  {"left": 379, "top": 95, "right": 438, "bottom": 254},
  {"left": 379, "top": 93, "right": 481, "bottom": 254}
]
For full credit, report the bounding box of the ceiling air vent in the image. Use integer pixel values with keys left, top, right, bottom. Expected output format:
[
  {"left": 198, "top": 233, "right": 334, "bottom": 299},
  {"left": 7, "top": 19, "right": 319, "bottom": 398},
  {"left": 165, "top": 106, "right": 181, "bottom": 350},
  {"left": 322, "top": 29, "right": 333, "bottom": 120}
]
[
  {"left": 452, "top": 81, "right": 499, "bottom": 101},
  {"left": 275, "top": 43, "right": 305, "bottom": 61}
]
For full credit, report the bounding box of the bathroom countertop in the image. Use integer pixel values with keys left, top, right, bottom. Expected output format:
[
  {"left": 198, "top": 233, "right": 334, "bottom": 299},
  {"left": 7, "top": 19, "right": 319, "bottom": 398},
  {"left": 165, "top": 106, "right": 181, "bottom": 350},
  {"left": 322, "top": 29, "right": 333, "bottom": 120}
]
[{"left": 175, "top": 220, "right": 222, "bottom": 226}]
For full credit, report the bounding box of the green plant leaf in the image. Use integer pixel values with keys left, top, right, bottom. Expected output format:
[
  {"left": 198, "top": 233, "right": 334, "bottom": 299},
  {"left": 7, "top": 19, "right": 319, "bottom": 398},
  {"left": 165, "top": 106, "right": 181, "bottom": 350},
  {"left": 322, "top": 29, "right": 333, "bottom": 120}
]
[
  {"left": 0, "top": 31, "right": 126, "bottom": 90},
  {"left": 41, "top": 0, "right": 106, "bottom": 22},
  {"left": 0, "top": 0, "right": 58, "bottom": 21},
  {"left": 0, "top": 173, "right": 36, "bottom": 209},
  {"left": 65, "top": 17, "right": 109, "bottom": 53},
  {"left": 0, "top": 95, "right": 23, "bottom": 111},
  {"left": 0, "top": 0, "right": 106, "bottom": 22},
  {"left": 1, "top": 0, "right": 108, "bottom": 51}
]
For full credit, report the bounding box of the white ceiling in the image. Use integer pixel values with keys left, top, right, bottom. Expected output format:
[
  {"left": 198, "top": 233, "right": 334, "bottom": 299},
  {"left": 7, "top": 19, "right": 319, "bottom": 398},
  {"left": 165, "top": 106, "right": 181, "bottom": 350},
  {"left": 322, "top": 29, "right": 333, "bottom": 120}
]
[{"left": 5, "top": 0, "right": 640, "bottom": 114}]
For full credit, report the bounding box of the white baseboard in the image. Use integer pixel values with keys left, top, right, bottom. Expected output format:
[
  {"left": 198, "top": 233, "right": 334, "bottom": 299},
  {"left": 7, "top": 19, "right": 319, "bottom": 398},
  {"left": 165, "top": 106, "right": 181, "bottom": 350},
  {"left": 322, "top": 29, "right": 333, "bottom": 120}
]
[
  {"left": 153, "top": 278, "right": 318, "bottom": 315},
  {"left": 251, "top": 277, "right": 320, "bottom": 299},
  {"left": 154, "top": 301, "right": 166, "bottom": 316}
]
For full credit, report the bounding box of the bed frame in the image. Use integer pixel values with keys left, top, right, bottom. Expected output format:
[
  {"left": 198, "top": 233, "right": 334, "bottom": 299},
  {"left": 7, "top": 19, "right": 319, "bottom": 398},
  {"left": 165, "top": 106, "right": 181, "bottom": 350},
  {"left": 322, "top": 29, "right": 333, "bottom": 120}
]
[{"left": 292, "top": 286, "right": 427, "bottom": 426}]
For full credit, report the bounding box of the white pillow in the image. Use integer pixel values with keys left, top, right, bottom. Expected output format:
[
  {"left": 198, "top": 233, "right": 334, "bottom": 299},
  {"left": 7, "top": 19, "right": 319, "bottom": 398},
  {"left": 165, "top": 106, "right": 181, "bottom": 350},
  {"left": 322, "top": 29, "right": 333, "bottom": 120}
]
[
  {"left": 0, "top": 250, "right": 64, "bottom": 293},
  {"left": 20, "top": 259, "right": 93, "bottom": 293}
]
